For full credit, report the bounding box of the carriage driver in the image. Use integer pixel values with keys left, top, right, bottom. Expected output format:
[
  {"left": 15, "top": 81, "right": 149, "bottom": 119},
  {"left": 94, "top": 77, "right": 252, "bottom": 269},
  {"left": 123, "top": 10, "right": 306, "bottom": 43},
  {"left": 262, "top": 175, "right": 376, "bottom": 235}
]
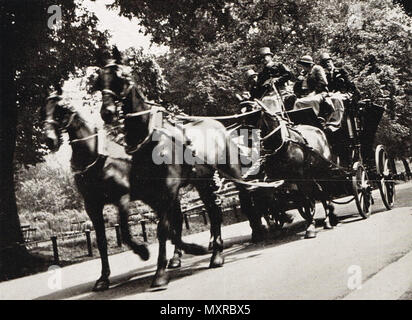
[{"left": 256, "top": 47, "right": 293, "bottom": 101}]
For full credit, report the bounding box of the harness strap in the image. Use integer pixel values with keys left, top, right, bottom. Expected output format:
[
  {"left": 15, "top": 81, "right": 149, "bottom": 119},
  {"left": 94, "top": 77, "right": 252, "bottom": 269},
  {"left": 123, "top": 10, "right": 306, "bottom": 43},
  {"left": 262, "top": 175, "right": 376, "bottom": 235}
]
[
  {"left": 102, "top": 89, "right": 118, "bottom": 98},
  {"left": 43, "top": 119, "right": 59, "bottom": 126},
  {"left": 71, "top": 155, "right": 103, "bottom": 175},
  {"left": 174, "top": 109, "right": 260, "bottom": 121},
  {"left": 124, "top": 109, "right": 153, "bottom": 119},
  {"left": 70, "top": 133, "right": 98, "bottom": 144}
]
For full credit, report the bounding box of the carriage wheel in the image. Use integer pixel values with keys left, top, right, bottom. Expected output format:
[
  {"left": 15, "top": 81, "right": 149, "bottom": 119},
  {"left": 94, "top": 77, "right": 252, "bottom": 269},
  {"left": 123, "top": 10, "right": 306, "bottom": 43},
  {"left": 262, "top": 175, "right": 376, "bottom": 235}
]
[
  {"left": 375, "top": 145, "right": 396, "bottom": 210},
  {"left": 352, "top": 161, "right": 373, "bottom": 219}
]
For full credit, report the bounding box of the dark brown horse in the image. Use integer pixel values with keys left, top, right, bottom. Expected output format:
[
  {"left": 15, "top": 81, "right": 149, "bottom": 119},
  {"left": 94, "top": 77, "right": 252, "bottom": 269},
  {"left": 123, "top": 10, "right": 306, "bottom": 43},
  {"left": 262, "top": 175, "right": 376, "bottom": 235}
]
[
  {"left": 44, "top": 92, "right": 226, "bottom": 291},
  {"left": 43, "top": 94, "right": 154, "bottom": 291},
  {"left": 96, "top": 62, "right": 264, "bottom": 288},
  {"left": 255, "top": 107, "right": 339, "bottom": 238}
]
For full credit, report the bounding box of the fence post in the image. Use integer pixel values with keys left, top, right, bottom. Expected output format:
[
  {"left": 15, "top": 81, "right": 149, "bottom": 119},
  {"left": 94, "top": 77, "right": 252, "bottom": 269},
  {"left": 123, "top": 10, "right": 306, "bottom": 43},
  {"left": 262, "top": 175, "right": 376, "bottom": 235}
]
[
  {"left": 201, "top": 211, "right": 208, "bottom": 225},
  {"left": 232, "top": 204, "right": 240, "bottom": 221},
  {"left": 184, "top": 214, "right": 190, "bottom": 230},
  {"left": 50, "top": 236, "right": 59, "bottom": 265},
  {"left": 115, "top": 224, "right": 122, "bottom": 247},
  {"left": 140, "top": 220, "right": 148, "bottom": 242},
  {"left": 85, "top": 229, "right": 93, "bottom": 257}
]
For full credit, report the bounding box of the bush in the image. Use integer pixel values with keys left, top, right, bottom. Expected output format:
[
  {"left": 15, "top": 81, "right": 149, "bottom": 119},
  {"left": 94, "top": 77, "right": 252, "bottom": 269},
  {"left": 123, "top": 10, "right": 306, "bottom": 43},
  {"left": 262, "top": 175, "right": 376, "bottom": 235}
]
[{"left": 15, "top": 162, "right": 83, "bottom": 214}]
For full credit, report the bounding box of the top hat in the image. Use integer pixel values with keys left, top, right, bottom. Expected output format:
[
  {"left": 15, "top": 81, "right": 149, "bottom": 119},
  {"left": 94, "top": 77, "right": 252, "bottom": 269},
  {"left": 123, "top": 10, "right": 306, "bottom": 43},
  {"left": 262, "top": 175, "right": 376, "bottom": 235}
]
[{"left": 105, "top": 59, "right": 118, "bottom": 68}]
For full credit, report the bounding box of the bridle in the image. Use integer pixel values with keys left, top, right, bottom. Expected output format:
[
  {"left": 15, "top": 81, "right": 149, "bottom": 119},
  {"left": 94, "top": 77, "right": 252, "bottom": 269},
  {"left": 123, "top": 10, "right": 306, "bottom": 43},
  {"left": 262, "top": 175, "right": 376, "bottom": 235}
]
[
  {"left": 100, "top": 67, "right": 162, "bottom": 154},
  {"left": 44, "top": 97, "right": 101, "bottom": 174}
]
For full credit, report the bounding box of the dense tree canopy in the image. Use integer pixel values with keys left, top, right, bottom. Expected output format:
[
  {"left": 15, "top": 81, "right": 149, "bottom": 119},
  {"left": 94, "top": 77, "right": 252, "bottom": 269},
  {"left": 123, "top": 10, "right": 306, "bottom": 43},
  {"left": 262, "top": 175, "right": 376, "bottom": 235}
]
[{"left": 9, "top": 1, "right": 109, "bottom": 167}]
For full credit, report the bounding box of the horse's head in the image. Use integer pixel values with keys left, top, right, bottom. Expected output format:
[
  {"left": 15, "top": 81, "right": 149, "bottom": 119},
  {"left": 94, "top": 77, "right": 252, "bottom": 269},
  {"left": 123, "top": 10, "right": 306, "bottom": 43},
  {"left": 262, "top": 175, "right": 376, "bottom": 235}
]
[
  {"left": 43, "top": 92, "right": 73, "bottom": 152},
  {"left": 94, "top": 61, "right": 130, "bottom": 124},
  {"left": 96, "top": 61, "right": 151, "bottom": 149}
]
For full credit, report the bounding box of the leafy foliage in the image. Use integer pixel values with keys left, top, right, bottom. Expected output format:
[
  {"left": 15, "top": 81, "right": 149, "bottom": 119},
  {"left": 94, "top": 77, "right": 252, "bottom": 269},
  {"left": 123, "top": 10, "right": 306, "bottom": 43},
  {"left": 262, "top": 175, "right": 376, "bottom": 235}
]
[{"left": 1, "top": 0, "right": 110, "bottom": 167}]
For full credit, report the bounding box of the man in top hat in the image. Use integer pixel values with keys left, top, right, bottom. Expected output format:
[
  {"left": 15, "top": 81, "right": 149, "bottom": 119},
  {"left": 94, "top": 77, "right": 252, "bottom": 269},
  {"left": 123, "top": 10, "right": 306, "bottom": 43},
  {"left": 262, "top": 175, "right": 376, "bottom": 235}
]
[
  {"left": 256, "top": 47, "right": 293, "bottom": 99},
  {"left": 293, "top": 55, "right": 334, "bottom": 124}
]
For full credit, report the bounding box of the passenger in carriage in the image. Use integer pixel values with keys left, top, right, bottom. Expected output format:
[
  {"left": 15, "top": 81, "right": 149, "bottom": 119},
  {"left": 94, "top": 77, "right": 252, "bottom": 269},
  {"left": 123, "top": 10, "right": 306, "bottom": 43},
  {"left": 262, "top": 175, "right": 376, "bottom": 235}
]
[
  {"left": 320, "top": 53, "right": 361, "bottom": 99},
  {"left": 319, "top": 52, "right": 361, "bottom": 133},
  {"left": 292, "top": 55, "right": 335, "bottom": 128},
  {"left": 243, "top": 69, "right": 262, "bottom": 100},
  {"left": 319, "top": 53, "right": 362, "bottom": 166}
]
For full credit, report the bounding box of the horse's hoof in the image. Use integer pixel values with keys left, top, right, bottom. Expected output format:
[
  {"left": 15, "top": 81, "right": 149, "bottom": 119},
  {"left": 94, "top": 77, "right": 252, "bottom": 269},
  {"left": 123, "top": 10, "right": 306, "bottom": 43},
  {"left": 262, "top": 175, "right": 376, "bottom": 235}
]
[
  {"left": 92, "top": 278, "right": 110, "bottom": 292},
  {"left": 133, "top": 244, "right": 150, "bottom": 261},
  {"left": 209, "top": 253, "right": 224, "bottom": 268},
  {"left": 280, "top": 212, "right": 294, "bottom": 224},
  {"left": 304, "top": 230, "right": 317, "bottom": 239},
  {"left": 151, "top": 273, "right": 169, "bottom": 288},
  {"left": 324, "top": 220, "right": 333, "bottom": 230},
  {"left": 268, "top": 223, "right": 283, "bottom": 233},
  {"left": 329, "top": 214, "right": 340, "bottom": 227},
  {"left": 251, "top": 228, "right": 267, "bottom": 243},
  {"left": 167, "top": 257, "right": 181, "bottom": 269}
]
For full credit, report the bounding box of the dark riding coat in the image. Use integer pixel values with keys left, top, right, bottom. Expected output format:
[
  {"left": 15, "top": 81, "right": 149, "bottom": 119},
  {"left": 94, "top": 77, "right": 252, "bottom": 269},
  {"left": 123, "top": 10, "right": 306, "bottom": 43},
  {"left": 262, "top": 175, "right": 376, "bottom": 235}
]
[
  {"left": 257, "top": 62, "right": 293, "bottom": 98},
  {"left": 294, "top": 65, "right": 328, "bottom": 97},
  {"left": 325, "top": 67, "right": 361, "bottom": 96}
]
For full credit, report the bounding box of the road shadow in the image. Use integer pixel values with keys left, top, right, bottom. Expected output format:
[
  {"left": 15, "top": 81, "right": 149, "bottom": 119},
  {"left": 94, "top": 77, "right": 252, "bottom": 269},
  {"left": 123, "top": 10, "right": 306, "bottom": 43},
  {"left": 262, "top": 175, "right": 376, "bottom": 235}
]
[
  {"left": 35, "top": 216, "right": 335, "bottom": 300},
  {"left": 35, "top": 264, "right": 157, "bottom": 300},
  {"left": 37, "top": 200, "right": 411, "bottom": 300}
]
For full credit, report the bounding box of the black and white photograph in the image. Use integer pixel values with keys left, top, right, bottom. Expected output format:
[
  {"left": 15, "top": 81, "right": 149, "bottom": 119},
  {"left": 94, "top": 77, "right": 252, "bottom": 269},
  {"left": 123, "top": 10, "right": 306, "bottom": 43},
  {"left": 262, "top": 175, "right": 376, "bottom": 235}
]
[{"left": 0, "top": 0, "right": 411, "bottom": 305}]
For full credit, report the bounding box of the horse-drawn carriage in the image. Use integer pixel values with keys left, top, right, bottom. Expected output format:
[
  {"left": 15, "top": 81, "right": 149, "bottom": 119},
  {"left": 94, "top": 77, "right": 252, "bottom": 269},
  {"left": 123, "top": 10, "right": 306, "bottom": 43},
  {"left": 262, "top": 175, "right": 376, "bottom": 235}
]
[
  {"left": 231, "top": 94, "right": 397, "bottom": 228},
  {"left": 43, "top": 59, "right": 405, "bottom": 290}
]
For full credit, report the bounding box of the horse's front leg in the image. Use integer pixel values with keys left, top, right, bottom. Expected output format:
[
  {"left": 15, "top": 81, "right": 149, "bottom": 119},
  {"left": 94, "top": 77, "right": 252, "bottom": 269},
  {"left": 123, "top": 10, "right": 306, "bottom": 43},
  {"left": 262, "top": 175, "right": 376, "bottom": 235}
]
[
  {"left": 195, "top": 181, "right": 224, "bottom": 268},
  {"left": 151, "top": 209, "right": 170, "bottom": 288},
  {"left": 303, "top": 197, "right": 317, "bottom": 239},
  {"left": 85, "top": 201, "right": 110, "bottom": 291},
  {"left": 168, "top": 201, "right": 183, "bottom": 269},
  {"left": 237, "top": 185, "right": 266, "bottom": 243},
  {"left": 116, "top": 194, "right": 150, "bottom": 260}
]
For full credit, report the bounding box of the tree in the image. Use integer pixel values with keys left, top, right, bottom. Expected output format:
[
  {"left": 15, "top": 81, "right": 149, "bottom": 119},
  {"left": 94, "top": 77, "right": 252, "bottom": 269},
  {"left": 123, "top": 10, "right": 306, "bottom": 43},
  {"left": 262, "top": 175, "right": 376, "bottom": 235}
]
[{"left": 0, "top": 0, "right": 109, "bottom": 279}]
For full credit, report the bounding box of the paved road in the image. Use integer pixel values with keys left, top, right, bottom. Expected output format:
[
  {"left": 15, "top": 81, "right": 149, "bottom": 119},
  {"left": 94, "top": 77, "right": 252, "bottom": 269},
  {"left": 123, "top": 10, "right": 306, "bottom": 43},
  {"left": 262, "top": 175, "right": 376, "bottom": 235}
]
[{"left": 1, "top": 182, "right": 411, "bottom": 300}]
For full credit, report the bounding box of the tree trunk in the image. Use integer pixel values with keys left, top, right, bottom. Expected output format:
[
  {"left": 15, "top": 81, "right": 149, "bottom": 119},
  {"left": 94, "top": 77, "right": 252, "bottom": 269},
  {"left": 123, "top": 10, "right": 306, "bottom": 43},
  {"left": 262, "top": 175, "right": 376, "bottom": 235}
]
[{"left": 0, "top": 15, "right": 27, "bottom": 280}]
